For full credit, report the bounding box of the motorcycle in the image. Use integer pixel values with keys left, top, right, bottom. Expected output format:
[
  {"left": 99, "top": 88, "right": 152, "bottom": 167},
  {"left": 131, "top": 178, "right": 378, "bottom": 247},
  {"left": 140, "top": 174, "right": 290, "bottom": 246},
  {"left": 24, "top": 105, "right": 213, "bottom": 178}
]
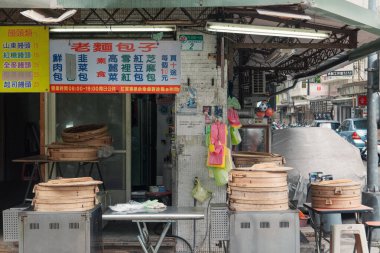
[{"left": 360, "top": 140, "right": 380, "bottom": 165}]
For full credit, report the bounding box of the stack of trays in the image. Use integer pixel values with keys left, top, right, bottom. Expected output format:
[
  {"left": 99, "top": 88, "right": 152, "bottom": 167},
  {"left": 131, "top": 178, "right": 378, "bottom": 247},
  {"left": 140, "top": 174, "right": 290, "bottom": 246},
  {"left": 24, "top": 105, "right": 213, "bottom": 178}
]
[
  {"left": 311, "top": 179, "right": 361, "bottom": 209},
  {"left": 47, "top": 124, "right": 113, "bottom": 161},
  {"left": 61, "top": 124, "right": 112, "bottom": 147},
  {"left": 228, "top": 163, "right": 292, "bottom": 211},
  {"left": 33, "top": 177, "right": 103, "bottom": 212}
]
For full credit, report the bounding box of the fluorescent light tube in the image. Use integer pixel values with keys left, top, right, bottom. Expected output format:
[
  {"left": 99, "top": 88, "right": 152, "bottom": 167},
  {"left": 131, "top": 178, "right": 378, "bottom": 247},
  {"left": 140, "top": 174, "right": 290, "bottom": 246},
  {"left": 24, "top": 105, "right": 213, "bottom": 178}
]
[
  {"left": 50, "top": 25, "right": 176, "bottom": 33},
  {"left": 206, "top": 22, "right": 330, "bottom": 40},
  {"left": 257, "top": 9, "right": 312, "bottom": 20},
  {"left": 20, "top": 9, "right": 77, "bottom": 24}
]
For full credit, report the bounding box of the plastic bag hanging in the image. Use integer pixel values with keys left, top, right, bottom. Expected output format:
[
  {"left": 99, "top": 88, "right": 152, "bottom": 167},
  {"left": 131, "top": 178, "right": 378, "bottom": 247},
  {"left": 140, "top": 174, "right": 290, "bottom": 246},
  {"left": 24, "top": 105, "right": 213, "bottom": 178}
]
[
  {"left": 213, "top": 148, "right": 234, "bottom": 186},
  {"left": 230, "top": 126, "right": 242, "bottom": 145},
  {"left": 192, "top": 178, "right": 212, "bottom": 203}
]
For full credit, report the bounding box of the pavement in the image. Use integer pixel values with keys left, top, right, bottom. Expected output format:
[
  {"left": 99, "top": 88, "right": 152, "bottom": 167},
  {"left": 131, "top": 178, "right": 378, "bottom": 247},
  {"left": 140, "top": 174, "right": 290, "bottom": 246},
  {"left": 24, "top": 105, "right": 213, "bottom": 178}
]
[
  {"left": 298, "top": 160, "right": 380, "bottom": 252},
  {"left": 301, "top": 225, "right": 380, "bottom": 253}
]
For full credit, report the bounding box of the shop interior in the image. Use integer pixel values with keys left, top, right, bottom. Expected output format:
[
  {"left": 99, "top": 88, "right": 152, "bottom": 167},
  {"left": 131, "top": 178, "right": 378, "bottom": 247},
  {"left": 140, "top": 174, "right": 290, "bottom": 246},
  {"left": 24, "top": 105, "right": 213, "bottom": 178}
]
[{"left": 0, "top": 92, "right": 175, "bottom": 214}]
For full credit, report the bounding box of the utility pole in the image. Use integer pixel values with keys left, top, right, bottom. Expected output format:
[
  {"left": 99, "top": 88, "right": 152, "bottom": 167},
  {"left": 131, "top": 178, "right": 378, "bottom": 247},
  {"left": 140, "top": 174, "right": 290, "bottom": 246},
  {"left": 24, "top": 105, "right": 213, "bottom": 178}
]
[{"left": 366, "top": 51, "right": 379, "bottom": 191}]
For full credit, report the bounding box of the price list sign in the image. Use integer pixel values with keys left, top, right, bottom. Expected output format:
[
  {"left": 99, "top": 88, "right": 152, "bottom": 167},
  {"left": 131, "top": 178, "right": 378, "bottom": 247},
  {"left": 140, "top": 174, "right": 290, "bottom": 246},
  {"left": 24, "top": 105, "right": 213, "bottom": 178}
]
[
  {"left": 0, "top": 26, "right": 49, "bottom": 92},
  {"left": 50, "top": 40, "right": 181, "bottom": 94}
]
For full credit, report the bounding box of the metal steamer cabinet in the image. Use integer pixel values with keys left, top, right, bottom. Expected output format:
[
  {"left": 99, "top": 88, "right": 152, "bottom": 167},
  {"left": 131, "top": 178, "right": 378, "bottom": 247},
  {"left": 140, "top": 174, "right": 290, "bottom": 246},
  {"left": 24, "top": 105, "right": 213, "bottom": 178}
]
[
  {"left": 229, "top": 209, "right": 300, "bottom": 253},
  {"left": 18, "top": 205, "right": 102, "bottom": 253}
]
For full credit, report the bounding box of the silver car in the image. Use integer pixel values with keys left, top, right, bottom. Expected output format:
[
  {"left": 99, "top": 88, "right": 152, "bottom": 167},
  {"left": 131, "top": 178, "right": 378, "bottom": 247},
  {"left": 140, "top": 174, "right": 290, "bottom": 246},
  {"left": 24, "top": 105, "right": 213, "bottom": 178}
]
[{"left": 337, "top": 118, "right": 367, "bottom": 150}]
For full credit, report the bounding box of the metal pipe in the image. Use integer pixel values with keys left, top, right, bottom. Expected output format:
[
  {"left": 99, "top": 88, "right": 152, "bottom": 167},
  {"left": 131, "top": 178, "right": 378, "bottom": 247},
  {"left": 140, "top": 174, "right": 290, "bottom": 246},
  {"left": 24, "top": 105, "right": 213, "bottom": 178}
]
[{"left": 366, "top": 0, "right": 378, "bottom": 192}]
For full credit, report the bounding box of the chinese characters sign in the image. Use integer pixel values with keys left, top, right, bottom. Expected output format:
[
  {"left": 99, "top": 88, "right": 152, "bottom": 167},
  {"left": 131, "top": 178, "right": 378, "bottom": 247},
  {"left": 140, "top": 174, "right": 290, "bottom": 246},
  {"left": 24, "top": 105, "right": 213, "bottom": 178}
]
[
  {"left": 179, "top": 35, "right": 203, "bottom": 51},
  {"left": 0, "top": 26, "right": 49, "bottom": 92},
  {"left": 50, "top": 40, "right": 181, "bottom": 94}
]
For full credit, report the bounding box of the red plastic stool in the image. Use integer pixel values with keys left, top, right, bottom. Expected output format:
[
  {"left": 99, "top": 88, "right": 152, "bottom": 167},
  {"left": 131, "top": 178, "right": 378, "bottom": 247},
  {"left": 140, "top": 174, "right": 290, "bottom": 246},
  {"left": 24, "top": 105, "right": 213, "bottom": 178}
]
[{"left": 366, "top": 221, "right": 380, "bottom": 252}]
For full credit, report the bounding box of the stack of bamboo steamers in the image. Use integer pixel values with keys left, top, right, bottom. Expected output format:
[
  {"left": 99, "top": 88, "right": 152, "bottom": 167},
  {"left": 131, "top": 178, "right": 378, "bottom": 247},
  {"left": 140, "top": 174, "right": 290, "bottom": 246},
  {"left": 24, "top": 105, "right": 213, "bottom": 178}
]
[
  {"left": 229, "top": 152, "right": 291, "bottom": 211},
  {"left": 48, "top": 124, "right": 112, "bottom": 161},
  {"left": 33, "top": 177, "right": 103, "bottom": 212}
]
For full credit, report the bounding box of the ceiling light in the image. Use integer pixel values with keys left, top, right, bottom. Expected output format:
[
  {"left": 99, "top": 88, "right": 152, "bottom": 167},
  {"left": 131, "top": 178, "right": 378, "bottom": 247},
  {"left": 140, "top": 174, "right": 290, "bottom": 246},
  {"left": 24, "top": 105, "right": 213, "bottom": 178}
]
[
  {"left": 49, "top": 25, "right": 176, "bottom": 33},
  {"left": 256, "top": 9, "right": 312, "bottom": 20},
  {"left": 20, "top": 9, "right": 77, "bottom": 24},
  {"left": 206, "top": 22, "right": 330, "bottom": 40}
]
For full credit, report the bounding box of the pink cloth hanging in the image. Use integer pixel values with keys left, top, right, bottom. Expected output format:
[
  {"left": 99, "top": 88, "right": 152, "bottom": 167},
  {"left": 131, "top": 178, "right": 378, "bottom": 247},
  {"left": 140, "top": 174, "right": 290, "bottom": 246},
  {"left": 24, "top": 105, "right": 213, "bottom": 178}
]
[
  {"left": 207, "top": 122, "right": 226, "bottom": 166},
  {"left": 228, "top": 108, "right": 242, "bottom": 128}
]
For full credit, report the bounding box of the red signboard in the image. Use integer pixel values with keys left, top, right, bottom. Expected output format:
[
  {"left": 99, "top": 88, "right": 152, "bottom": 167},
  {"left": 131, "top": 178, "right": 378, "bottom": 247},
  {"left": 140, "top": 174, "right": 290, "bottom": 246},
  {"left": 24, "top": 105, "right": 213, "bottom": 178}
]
[{"left": 358, "top": 95, "right": 367, "bottom": 106}]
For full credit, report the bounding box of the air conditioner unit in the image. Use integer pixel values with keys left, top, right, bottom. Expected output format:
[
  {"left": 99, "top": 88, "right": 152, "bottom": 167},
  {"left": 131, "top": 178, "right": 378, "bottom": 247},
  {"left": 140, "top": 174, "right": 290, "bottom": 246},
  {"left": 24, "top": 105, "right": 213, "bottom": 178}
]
[
  {"left": 252, "top": 70, "right": 266, "bottom": 94},
  {"left": 266, "top": 49, "right": 296, "bottom": 66}
]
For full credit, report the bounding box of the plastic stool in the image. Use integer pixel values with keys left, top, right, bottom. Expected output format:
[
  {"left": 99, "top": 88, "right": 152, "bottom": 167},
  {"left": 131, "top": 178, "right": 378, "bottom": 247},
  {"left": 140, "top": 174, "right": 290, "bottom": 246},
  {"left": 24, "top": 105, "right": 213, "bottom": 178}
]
[
  {"left": 330, "top": 224, "right": 369, "bottom": 253},
  {"left": 365, "top": 221, "right": 380, "bottom": 253}
]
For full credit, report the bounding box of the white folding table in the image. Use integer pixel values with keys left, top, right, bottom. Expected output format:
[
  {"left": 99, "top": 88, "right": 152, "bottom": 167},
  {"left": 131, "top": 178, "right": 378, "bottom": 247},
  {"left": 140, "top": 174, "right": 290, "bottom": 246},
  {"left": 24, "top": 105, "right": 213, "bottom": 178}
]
[{"left": 102, "top": 206, "right": 205, "bottom": 253}]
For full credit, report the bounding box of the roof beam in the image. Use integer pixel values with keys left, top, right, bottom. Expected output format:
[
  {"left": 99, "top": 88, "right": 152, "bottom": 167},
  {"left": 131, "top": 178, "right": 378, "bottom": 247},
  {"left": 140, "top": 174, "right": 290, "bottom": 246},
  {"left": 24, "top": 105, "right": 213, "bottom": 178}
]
[
  {"left": 236, "top": 66, "right": 307, "bottom": 71},
  {"left": 224, "top": 8, "right": 353, "bottom": 35},
  {"left": 233, "top": 42, "right": 355, "bottom": 49},
  {"left": 1, "top": 0, "right": 303, "bottom": 9}
]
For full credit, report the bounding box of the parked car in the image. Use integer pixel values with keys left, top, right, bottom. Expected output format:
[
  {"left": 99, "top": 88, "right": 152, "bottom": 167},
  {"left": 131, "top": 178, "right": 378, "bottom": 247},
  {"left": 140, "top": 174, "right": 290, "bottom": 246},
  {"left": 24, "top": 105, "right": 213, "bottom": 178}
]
[
  {"left": 311, "top": 120, "right": 340, "bottom": 130},
  {"left": 336, "top": 118, "right": 367, "bottom": 150}
]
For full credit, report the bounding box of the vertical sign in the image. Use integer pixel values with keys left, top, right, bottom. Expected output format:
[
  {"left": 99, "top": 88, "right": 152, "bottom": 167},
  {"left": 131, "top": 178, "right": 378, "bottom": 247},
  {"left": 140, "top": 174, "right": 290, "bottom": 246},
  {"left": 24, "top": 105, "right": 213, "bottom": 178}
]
[
  {"left": 50, "top": 40, "right": 181, "bottom": 94},
  {"left": 0, "top": 26, "right": 49, "bottom": 92}
]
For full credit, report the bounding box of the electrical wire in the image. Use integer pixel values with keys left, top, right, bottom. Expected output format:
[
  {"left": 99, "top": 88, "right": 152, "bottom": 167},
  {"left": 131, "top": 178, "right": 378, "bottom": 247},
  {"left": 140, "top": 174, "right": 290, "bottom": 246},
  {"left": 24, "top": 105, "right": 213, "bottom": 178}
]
[
  {"left": 154, "top": 223, "right": 194, "bottom": 253},
  {"left": 194, "top": 195, "right": 213, "bottom": 253}
]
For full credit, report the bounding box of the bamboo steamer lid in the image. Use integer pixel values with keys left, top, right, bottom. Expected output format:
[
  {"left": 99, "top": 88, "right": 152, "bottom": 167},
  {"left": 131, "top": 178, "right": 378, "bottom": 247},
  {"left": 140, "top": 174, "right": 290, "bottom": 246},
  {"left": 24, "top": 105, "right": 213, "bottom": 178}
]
[
  {"left": 38, "top": 177, "right": 103, "bottom": 187},
  {"left": 233, "top": 162, "right": 293, "bottom": 172}
]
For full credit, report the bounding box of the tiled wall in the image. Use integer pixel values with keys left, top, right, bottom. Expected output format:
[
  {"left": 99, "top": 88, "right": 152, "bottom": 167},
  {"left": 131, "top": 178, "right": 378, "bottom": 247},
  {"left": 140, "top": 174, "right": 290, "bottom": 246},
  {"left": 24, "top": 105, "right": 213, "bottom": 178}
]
[{"left": 173, "top": 31, "right": 228, "bottom": 252}]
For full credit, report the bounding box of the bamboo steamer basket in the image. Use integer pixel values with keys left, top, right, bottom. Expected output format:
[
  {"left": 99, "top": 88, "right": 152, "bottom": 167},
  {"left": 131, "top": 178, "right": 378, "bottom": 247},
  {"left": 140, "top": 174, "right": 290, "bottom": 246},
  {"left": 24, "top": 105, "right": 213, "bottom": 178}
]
[
  {"left": 62, "top": 124, "right": 108, "bottom": 142},
  {"left": 229, "top": 199, "right": 289, "bottom": 211},
  {"left": 229, "top": 170, "right": 287, "bottom": 188},
  {"left": 311, "top": 196, "right": 361, "bottom": 209},
  {"left": 76, "top": 135, "right": 112, "bottom": 147},
  {"left": 48, "top": 146, "right": 98, "bottom": 161},
  {"left": 33, "top": 201, "right": 96, "bottom": 212},
  {"left": 311, "top": 179, "right": 362, "bottom": 209},
  {"left": 232, "top": 152, "right": 285, "bottom": 168},
  {"left": 33, "top": 197, "right": 95, "bottom": 204},
  {"left": 228, "top": 185, "right": 288, "bottom": 201},
  {"left": 34, "top": 187, "right": 97, "bottom": 199}
]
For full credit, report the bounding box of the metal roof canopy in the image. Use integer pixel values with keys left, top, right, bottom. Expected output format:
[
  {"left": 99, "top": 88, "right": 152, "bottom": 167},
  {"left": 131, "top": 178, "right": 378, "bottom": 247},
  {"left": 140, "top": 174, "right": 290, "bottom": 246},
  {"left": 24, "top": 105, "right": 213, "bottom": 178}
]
[{"left": 1, "top": 0, "right": 380, "bottom": 80}]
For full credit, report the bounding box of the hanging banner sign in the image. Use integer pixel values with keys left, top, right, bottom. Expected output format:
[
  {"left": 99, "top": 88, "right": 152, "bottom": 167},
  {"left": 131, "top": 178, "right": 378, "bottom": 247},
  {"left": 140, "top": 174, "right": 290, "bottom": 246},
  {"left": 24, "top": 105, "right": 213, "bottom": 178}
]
[
  {"left": 0, "top": 26, "right": 49, "bottom": 92},
  {"left": 50, "top": 40, "right": 181, "bottom": 94}
]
